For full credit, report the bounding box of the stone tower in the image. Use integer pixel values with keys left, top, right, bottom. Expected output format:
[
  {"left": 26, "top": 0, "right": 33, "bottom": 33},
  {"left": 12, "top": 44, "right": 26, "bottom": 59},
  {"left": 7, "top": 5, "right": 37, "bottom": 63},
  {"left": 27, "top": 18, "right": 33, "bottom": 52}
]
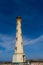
[{"left": 12, "top": 16, "right": 25, "bottom": 63}]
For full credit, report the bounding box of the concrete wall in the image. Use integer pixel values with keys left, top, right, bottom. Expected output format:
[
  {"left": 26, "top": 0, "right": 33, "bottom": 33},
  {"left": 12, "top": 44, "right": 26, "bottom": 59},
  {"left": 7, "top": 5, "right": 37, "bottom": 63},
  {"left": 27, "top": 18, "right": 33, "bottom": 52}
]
[
  {"left": 0, "top": 62, "right": 43, "bottom": 65},
  {"left": 30, "top": 62, "right": 43, "bottom": 65},
  {"left": 31, "top": 62, "right": 43, "bottom": 65}
]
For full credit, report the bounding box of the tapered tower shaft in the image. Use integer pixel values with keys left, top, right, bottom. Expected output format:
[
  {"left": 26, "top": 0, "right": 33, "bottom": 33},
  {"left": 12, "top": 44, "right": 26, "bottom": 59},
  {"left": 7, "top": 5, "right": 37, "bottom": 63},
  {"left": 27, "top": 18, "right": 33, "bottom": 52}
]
[{"left": 12, "top": 16, "right": 25, "bottom": 63}]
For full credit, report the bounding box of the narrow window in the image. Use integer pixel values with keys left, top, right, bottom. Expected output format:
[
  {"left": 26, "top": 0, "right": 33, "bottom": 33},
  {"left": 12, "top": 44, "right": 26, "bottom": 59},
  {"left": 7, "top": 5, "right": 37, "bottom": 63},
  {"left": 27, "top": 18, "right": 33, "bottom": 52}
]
[
  {"left": 15, "top": 47, "right": 17, "bottom": 51},
  {"left": 17, "top": 23, "right": 18, "bottom": 26},
  {"left": 21, "top": 42, "right": 22, "bottom": 45},
  {"left": 21, "top": 33, "right": 22, "bottom": 36},
  {"left": 16, "top": 37, "right": 17, "bottom": 40},
  {"left": 16, "top": 29, "right": 18, "bottom": 32}
]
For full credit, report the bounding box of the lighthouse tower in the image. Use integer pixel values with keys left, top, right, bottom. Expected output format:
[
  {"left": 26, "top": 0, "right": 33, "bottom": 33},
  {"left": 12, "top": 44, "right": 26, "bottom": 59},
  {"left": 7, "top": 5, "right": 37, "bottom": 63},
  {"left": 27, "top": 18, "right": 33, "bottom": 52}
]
[{"left": 12, "top": 16, "right": 25, "bottom": 63}]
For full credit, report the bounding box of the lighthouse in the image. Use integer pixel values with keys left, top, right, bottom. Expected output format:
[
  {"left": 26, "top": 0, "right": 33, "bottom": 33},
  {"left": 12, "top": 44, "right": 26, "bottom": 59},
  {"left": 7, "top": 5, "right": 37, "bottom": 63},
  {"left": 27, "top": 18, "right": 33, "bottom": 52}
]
[{"left": 12, "top": 16, "right": 25, "bottom": 63}]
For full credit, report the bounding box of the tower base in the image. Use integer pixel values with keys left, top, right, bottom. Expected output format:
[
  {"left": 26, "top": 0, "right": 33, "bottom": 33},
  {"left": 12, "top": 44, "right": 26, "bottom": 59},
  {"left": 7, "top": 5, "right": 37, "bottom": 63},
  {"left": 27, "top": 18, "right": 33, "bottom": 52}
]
[{"left": 12, "top": 53, "right": 25, "bottom": 63}]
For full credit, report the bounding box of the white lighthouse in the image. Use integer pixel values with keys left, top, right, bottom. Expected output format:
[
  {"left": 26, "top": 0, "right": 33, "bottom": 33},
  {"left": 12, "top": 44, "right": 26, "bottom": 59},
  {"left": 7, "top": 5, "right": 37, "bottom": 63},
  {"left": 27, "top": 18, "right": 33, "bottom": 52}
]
[{"left": 12, "top": 16, "right": 25, "bottom": 63}]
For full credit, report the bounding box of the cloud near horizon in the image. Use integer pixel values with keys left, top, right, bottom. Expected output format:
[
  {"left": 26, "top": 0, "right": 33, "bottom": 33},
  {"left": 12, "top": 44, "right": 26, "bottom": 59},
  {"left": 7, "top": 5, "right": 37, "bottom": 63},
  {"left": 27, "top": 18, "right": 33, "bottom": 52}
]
[
  {"left": 23, "top": 35, "right": 43, "bottom": 45},
  {"left": 0, "top": 34, "right": 43, "bottom": 61}
]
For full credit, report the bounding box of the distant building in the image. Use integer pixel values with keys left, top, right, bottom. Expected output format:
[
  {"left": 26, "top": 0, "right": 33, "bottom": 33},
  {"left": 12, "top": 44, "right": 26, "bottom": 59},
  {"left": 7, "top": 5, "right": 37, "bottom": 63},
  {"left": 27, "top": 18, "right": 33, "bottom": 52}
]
[{"left": 26, "top": 60, "right": 43, "bottom": 65}]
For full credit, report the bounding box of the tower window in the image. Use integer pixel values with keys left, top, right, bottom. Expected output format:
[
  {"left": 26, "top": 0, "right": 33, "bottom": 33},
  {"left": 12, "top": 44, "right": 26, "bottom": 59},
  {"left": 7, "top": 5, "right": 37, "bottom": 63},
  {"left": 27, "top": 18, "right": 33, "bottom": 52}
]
[
  {"left": 21, "top": 42, "right": 22, "bottom": 45},
  {"left": 16, "top": 29, "right": 18, "bottom": 32},
  {"left": 21, "top": 33, "right": 22, "bottom": 36},
  {"left": 16, "top": 22, "right": 18, "bottom": 27},
  {"left": 20, "top": 26, "right": 21, "bottom": 29},
  {"left": 15, "top": 47, "right": 17, "bottom": 51},
  {"left": 16, "top": 37, "right": 17, "bottom": 40},
  {"left": 17, "top": 23, "right": 18, "bottom": 26}
]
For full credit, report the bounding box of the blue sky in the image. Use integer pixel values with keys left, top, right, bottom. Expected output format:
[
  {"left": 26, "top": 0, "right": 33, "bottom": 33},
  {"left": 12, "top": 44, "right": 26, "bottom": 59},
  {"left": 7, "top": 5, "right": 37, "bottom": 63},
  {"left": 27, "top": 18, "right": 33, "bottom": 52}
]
[{"left": 0, "top": 0, "right": 43, "bottom": 61}]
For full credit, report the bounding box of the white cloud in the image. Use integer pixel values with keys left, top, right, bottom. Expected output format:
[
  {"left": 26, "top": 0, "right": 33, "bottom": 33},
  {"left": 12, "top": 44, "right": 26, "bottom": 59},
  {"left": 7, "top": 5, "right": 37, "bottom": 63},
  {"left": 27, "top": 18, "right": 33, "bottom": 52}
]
[
  {"left": 0, "top": 34, "right": 15, "bottom": 61},
  {"left": 0, "top": 34, "right": 15, "bottom": 52},
  {"left": 23, "top": 35, "right": 43, "bottom": 45}
]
